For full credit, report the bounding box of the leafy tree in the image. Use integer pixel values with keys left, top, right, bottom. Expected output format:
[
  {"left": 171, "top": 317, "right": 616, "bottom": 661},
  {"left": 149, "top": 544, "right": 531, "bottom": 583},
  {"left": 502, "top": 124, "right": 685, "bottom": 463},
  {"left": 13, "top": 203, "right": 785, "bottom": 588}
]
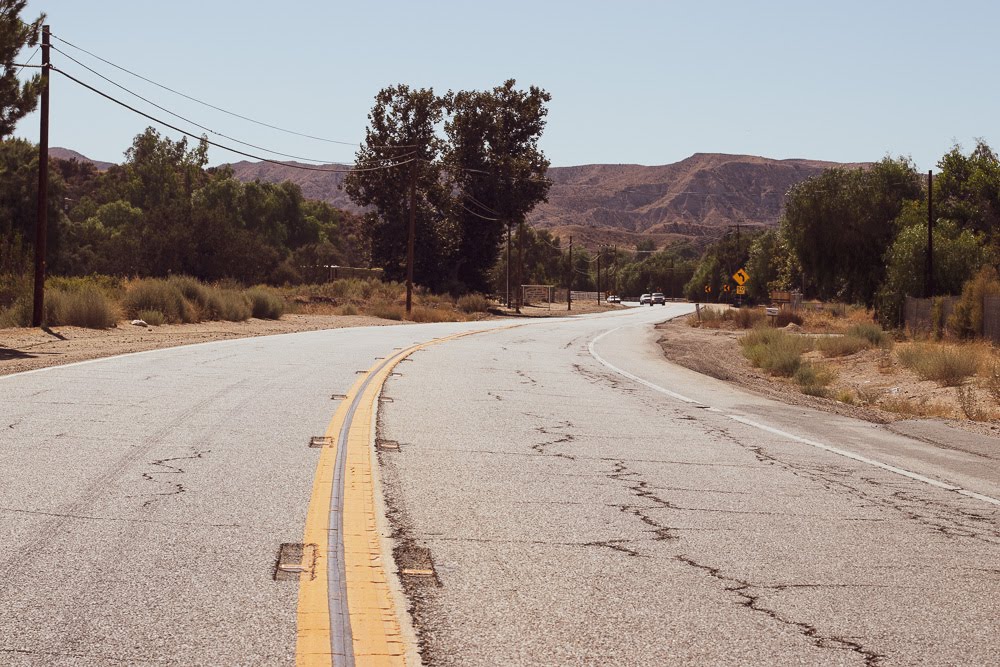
[
  {"left": 745, "top": 228, "right": 800, "bottom": 301},
  {"left": 344, "top": 85, "right": 454, "bottom": 291},
  {"left": 0, "top": 137, "right": 64, "bottom": 273},
  {"left": 935, "top": 140, "right": 1000, "bottom": 240},
  {"left": 443, "top": 80, "right": 551, "bottom": 293},
  {"left": 875, "top": 202, "right": 990, "bottom": 326},
  {"left": 0, "top": 1, "right": 43, "bottom": 138},
  {"left": 782, "top": 157, "right": 921, "bottom": 305}
]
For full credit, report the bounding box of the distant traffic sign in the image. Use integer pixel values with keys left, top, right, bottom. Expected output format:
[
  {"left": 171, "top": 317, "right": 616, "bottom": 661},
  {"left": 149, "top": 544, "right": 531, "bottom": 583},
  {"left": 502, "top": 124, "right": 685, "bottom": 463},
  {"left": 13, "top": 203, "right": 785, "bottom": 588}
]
[
  {"left": 736, "top": 285, "right": 746, "bottom": 295},
  {"left": 704, "top": 285, "right": 712, "bottom": 293},
  {"left": 733, "top": 268, "right": 750, "bottom": 286}
]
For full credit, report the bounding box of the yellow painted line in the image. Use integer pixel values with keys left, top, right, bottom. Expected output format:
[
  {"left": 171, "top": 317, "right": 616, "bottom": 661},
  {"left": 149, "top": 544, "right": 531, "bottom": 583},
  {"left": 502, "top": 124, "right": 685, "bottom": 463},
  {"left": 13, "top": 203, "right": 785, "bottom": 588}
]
[{"left": 297, "top": 327, "right": 517, "bottom": 666}]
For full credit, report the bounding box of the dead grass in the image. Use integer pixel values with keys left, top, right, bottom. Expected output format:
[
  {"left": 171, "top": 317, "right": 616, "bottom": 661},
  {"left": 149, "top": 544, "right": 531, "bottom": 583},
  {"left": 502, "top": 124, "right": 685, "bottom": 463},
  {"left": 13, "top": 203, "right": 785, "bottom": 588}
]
[{"left": 896, "top": 343, "right": 984, "bottom": 387}]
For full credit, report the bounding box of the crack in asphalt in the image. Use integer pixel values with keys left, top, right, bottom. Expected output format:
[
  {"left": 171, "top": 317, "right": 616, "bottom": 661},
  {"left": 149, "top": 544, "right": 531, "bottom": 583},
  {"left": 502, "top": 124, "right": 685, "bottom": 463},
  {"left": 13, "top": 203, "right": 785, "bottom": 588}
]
[
  {"left": 571, "top": 362, "right": 637, "bottom": 393},
  {"left": 532, "top": 421, "right": 577, "bottom": 460},
  {"left": 138, "top": 449, "right": 211, "bottom": 509},
  {"left": 675, "top": 554, "right": 887, "bottom": 666},
  {"left": 700, "top": 420, "right": 1000, "bottom": 545},
  {"left": 606, "top": 460, "right": 680, "bottom": 543}
]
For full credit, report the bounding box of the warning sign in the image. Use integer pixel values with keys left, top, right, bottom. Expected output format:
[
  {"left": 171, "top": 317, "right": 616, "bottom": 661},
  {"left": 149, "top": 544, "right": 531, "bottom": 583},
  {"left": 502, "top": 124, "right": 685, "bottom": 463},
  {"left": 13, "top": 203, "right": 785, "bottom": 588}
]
[{"left": 733, "top": 268, "right": 750, "bottom": 286}]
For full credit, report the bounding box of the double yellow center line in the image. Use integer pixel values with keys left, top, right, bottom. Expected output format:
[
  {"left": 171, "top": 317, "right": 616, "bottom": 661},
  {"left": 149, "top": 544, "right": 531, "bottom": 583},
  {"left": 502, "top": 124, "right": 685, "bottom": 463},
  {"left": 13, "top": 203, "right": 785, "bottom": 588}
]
[{"left": 296, "top": 329, "right": 502, "bottom": 666}]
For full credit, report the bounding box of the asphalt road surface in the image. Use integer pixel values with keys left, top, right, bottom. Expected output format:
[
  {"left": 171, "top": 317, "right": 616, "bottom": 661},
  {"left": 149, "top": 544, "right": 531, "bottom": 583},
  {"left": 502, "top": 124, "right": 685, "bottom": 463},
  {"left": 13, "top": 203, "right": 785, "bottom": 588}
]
[{"left": 2, "top": 304, "right": 999, "bottom": 665}]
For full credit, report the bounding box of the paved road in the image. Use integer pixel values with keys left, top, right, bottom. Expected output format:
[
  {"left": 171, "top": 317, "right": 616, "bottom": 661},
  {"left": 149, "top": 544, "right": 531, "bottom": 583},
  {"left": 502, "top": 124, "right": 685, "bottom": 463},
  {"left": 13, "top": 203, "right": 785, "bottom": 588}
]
[
  {"left": 2, "top": 305, "right": 999, "bottom": 665},
  {"left": 380, "top": 304, "right": 1000, "bottom": 666}
]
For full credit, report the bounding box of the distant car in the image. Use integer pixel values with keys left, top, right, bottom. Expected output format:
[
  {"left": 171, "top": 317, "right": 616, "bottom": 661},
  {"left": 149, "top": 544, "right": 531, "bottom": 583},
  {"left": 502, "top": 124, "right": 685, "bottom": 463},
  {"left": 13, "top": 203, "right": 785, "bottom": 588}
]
[
  {"left": 651, "top": 292, "right": 666, "bottom": 305},
  {"left": 607, "top": 295, "right": 621, "bottom": 303},
  {"left": 639, "top": 293, "right": 652, "bottom": 305}
]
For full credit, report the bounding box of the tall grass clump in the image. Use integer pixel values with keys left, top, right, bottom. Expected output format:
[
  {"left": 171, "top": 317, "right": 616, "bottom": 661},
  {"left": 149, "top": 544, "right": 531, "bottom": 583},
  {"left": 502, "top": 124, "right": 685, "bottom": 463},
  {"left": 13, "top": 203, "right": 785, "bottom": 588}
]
[
  {"left": 122, "top": 279, "right": 195, "bottom": 323},
  {"left": 0, "top": 273, "right": 31, "bottom": 327},
  {"left": 45, "top": 285, "right": 118, "bottom": 328},
  {"left": 246, "top": 287, "right": 285, "bottom": 319},
  {"left": 213, "top": 289, "right": 252, "bottom": 321},
  {"left": 896, "top": 343, "right": 981, "bottom": 386},
  {"left": 794, "top": 362, "right": 836, "bottom": 397},
  {"left": 775, "top": 310, "right": 804, "bottom": 327},
  {"left": 815, "top": 335, "right": 869, "bottom": 358},
  {"left": 457, "top": 293, "right": 490, "bottom": 313},
  {"left": 846, "top": 322, "right": 891, "bottom": 347},
  {"left": 739, "top": 327, "right": 813, "bottom": 377}
]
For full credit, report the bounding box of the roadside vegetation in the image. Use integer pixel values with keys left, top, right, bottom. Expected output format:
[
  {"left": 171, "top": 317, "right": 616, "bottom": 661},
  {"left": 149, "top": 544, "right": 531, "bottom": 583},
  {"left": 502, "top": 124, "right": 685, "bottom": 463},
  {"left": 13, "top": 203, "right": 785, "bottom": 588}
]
[{"left": 0, "top": 274, "right": 494, "bottom": 330}]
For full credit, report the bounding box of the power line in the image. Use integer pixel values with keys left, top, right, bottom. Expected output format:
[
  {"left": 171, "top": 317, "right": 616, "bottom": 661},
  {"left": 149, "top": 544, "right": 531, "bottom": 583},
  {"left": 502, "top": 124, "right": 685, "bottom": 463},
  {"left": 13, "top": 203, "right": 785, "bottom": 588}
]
[
  {"left": 459, "top": 203, "right": 499, "bottom": 221},
  {"left": 52, "top": 66, "right": 413, "bottom": 174},
  {"left": 15, "top": 46, "right": 40, "bottom": 74},
  {"left": 49, "top": 31, "right": 414, "bottom": 150},
  {"left": 50, "top": 45, "right": 409, "bottom": 166}
]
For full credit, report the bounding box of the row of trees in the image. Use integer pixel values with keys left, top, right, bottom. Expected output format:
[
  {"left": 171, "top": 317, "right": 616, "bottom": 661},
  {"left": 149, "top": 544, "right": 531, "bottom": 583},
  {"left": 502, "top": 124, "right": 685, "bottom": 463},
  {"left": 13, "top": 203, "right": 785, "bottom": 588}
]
[
  {"left": 682, "top": 142, "right": 1000, "bottom": 325},
  {"left": 1, "top": 128, "right": 368, "bottom": 284}
]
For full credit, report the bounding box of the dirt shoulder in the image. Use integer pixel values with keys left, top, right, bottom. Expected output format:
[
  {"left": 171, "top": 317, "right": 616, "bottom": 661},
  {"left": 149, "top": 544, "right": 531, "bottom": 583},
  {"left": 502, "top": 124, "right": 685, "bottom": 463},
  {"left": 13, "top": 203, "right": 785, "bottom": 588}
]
[{"left": 655, "top": 317, "right": 1000, "bottom": 441}]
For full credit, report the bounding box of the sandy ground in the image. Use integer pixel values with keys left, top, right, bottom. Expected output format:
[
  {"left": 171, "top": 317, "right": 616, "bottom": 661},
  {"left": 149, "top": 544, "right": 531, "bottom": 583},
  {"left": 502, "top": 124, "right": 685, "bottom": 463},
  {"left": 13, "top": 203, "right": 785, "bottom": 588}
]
[
  {"left": 656, "top": 317, "right": 1000, "bottom": 439},
  {"left": 0, "top": 300, "right": 618, "bottom": 377}
]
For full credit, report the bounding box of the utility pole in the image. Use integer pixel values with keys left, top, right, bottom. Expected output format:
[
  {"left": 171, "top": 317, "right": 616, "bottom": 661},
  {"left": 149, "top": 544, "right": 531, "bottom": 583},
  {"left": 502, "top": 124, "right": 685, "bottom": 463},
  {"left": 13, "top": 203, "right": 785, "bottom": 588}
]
[
  {"left": 515, "top": 220, "right": 524, "bottom": 313},
  {"left": 31, "top": 25, "right": 50, "bottom": 328},
  {"left": 926, "top": 170, "right": 934, "bottom": 298},
  {"left": 405, "top": 163, "right": 416, "bottom": 316},
  {"left": 596, "top": 248, "right": 601, "bottom": 304},
  {"left": 567, "top": 235, "right": 573, "bottom": 311},
  {"left": 505, "top": 223, "right": 511, "bottom": 308}
]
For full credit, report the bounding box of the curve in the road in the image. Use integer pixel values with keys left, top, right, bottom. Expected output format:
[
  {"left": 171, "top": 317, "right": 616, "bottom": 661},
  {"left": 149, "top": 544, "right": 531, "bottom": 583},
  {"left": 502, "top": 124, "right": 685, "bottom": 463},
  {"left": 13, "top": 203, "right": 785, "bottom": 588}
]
[{"left": 588, "top": 324, "right": 1000, "bottom": 508}]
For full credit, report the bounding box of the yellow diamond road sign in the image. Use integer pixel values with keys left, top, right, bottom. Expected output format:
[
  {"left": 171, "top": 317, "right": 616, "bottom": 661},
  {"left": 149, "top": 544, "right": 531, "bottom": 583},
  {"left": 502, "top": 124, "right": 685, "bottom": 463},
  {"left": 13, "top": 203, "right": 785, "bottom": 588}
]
[{"left": 733, "top": 268, "right": 750, "bottom": 286}]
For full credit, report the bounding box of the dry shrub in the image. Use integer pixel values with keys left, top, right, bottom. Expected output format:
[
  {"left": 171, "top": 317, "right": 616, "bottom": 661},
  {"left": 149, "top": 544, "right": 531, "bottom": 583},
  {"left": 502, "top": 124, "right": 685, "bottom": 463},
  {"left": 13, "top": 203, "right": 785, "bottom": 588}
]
[
  {"left": 956, "top": 386, "right": 993, "bottom": 421},
  {"left": 846, "top": 322, "right": 891, "bottom": 347},
  {"left": 815, "top": 335, "right": 869, "bottom": 358},
  {"left": 856, "top": 385, "right": 883, "bottom": 405},
  {"left": 987, "top": 363, "right": 1000, "bottom": 406},
  {"left": 896, "top": 343, "right": 982, "bottom": 386},
  {"left": 457, "top": 293, "right": 490, "bottom": 313},
  {"left": 881, "top": 395, "right": 952, "bottom": 418},
  {"left": 45, "top": 286, "right": 119, "bottom": 329},
  {"left": 370, "top": 304, "right": 405, "bottom": 321},
  {"left": 213, "top": 289, "right": 252, "bottom": 321},
  {"left": 246, "top": 287, "right": 285, "bottom": 319},
  {"left": 794, "top": 361, "right": 836, "bottom": 396},
  {"left": 947, "top": 266, "right": 1000, "bottom": 339},
  {"left": 731, "top": 307, "right": 765, "bottom": 329},
  {"left": 409, "top": 306, "right": 456, "bottom": 323},
  {"left": 338, "top": 304, "right": 359, "bottom": 316},
  {"left": 739, "top": 327, "right": 813, "bottom": 377},
  {"left": 137, "top": 309, "right": 165, "bottom": 326},
  {"left": 123, "top": 279, "right": 196, "bottom": 323}
]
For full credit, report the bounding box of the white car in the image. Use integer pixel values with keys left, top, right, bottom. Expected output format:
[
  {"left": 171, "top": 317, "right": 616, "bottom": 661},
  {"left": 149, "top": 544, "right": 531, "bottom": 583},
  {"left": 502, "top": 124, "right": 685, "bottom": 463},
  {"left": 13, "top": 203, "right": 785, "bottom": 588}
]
[{"left": 639, "top": 294, "right": 652, "bottom": 305}]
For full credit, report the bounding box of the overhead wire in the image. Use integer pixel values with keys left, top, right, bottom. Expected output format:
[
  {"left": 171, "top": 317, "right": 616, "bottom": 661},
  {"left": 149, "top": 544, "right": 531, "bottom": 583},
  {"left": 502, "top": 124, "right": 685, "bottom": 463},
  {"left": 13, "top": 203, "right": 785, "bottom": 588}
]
[
  {"left": 15, "top": 46, "right": 40, "bottom": 74},
  {"left": 52, "top": 66, "right": 414, "bottom": 174},
  {"left": 49, "top": 31, "right": 415, "bottom": 150},
  {"left": 50, "top": 45, "right": 401, "bottom": 166}
]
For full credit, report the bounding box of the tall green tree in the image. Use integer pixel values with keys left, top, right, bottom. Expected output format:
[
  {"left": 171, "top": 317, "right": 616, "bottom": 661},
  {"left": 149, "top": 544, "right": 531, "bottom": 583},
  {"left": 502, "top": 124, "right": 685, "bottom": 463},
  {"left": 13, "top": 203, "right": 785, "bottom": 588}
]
[
  {"left": 344, "top": 85, "right": 454, "bottom": 291},
  {"left": 443, "top": 80, "right": 552, "bottom": 293},
  {"left": 935, "top": 140, "right": 1000, "bottom": 240},
  {"left": 0, "top": 1, "right": 43, "bottom": 138},
  {"left": 782, "top": 157, "right": 921, "bottom": 305}
]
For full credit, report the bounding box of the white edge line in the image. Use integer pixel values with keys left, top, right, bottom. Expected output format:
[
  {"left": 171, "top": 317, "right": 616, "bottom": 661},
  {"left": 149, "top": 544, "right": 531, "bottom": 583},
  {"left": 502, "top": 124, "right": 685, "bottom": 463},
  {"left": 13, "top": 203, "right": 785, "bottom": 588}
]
[{"left": 588, "top": 323, "right": 1000, "bottom": 509}]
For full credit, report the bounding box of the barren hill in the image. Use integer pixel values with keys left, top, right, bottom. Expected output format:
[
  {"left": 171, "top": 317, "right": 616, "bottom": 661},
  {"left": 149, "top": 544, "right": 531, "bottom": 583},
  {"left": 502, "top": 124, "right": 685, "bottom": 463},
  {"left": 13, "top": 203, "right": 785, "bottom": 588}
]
[
  {"left": 225, "top": 160, "right": 355, "bottom": 210},
  {"left": 49, "top": 147, "right": 115, "bottom": 171},
  {"left": 530, "top": 153, "right": 867, "bottom": 247}
]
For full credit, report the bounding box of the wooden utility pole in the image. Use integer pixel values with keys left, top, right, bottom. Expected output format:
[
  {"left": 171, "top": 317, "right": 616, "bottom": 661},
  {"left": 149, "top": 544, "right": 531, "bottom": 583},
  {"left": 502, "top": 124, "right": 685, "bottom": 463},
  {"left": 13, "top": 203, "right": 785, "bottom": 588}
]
[
  {"left": 567, "top": 235, "right": 573, "bottom": 311},
  {"left": 515, "top": 220, "right": 524, "bottom": 313},
  {"left": 505, "top": 223, "right": 511, "bottom": 308},
  {"left": 31, "top": 25, "right": 50, "bottom": 327},
  {"left": 405, "top": 164, "right": 416, "bottom": 316},
  {"left": 596, "top": 249, "right": 601, "bottom": 304},
  {"left": 926, "top": 170, "right": 934, "bottom": 298}
]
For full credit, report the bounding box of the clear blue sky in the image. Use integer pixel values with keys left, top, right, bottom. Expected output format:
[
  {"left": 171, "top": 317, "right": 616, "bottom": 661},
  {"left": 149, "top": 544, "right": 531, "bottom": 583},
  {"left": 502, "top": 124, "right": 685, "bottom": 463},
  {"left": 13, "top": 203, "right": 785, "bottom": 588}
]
[{"left": 12, "top": 0, "right": 1000, "bottom": 171}]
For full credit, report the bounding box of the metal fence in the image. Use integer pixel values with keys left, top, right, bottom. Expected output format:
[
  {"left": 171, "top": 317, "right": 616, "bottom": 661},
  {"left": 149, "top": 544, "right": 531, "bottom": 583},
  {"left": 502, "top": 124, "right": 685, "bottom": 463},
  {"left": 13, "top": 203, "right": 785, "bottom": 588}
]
[
  {"left": 984, "top": 296, "right": 1000, "bottom": 344},
  {"left": 901, "top": 295, "right": 1000, "bottom": 343}
]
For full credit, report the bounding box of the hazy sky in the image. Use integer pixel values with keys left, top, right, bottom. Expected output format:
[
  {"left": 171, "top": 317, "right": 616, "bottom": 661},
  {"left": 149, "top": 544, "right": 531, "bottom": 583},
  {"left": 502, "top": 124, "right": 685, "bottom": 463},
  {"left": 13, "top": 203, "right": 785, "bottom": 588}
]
[{"left": 12, "top": 0, "right": 999, "bottom": 171}]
